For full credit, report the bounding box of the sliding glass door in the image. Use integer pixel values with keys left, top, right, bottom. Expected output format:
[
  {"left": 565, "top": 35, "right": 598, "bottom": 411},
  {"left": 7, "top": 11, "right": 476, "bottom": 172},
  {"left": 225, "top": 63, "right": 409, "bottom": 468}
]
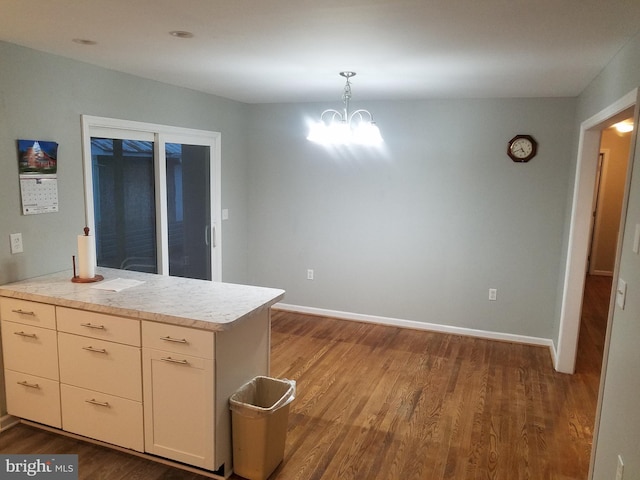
[
  {"left": 91, "top": 137, "right": 157, "bottom": 273},
  {"left": 82, "top": 116, "right": 221, "bottom": 281},
  {"left": 166, "top": 142, "right": 211, "bottom": 280}
]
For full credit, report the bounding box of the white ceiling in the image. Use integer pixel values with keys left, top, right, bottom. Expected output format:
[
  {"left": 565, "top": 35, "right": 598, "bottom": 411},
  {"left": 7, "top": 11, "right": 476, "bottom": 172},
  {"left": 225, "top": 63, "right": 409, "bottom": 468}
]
[{"left": 2, "top": 0, "right": 640, "bottom": 104}]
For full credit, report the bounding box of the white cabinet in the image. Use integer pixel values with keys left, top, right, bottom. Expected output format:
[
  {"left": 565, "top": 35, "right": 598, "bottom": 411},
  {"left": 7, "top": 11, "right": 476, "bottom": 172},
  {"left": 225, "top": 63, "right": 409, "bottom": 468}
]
[
  {"left": 142, "top": 321, "right": 215, "bottom": 469},
  {"left": 0, "top": 299, "right": 61, "bottom": 428},
  {"left": 56, "top": 306, "right": 143, "bottom": 452},
  {"left": 0, "top": 272, "right": 277, "bottom": 480},
  {"left": 4, "top": 369, "right": 61, "bottom": 428},
  {"left": 60, "top": 384, "right": 143, "bottom": 451}
]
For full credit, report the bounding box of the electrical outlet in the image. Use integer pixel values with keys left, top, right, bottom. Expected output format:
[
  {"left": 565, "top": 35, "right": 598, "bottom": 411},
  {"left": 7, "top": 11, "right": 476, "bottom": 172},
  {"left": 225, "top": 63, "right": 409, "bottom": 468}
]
[
  {"left": 616, "top": 455, "right": 624, "bottom": 480},
  {"left": 10, "top": 233, "right": 23, "bottom": 254},
  {"left": 307, "top": 269, "right": 314, "bottom": 280},
  {"left": 489, "top": 288, "right": 497, "bottom": 301}
]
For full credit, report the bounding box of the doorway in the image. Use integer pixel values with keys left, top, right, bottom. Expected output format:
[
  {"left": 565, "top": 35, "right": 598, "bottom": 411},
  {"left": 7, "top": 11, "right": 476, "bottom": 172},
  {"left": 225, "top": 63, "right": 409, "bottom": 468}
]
[
  {"left": 578, "top": 119, "right": 634, "bottom": 369},
  {"left": 576, "top": 122, "right": 633, "bottom": 378},
  {"left": 556, "top": 89, "right": 638, "bottom": 374},
  {"left": 589, "top": 127, "right": 633, "bottom": 277}
]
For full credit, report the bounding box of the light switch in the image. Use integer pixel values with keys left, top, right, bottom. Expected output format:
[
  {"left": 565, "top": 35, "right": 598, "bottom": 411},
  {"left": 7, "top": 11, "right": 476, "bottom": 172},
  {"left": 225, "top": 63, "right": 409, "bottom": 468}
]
[
  {"left": 616, "top": 279, "right": 627, "bottom": 310},
  {"left": 633, "top": 224, "right": 640, "bottom": 254}
]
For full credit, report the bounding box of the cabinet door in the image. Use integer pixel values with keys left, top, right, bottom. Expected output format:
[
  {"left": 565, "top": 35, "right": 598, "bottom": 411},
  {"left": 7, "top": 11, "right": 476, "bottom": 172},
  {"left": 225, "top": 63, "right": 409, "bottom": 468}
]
[
  {"left": 0, "top": 298, "right": 56, "bottom": 329},
  {"left": 5, "top": 370, "right": 61, "bottom": 428},
  {"left": 60, "top": 384, "right": 143, "bottom": 452},
  {"left": 58, "top": 332, "right": 142, "bottom": 401},
  {"left": 142, "top": 348, "right": 215, "bottom": 470},
  {"left": 1, "top": 320, "right": 59, "bottom": 380}
]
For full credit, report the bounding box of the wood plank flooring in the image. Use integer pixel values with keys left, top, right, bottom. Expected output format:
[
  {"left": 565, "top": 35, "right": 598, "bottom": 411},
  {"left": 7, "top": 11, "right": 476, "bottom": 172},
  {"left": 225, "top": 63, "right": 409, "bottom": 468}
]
[{"left": 0, "top": 275, "right": 610, "bottom": 480}]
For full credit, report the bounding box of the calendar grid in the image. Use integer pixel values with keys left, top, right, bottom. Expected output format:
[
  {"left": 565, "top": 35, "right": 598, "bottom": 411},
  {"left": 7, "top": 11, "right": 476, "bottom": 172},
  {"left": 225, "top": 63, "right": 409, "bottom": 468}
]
[{"left": 20, "top": 174, "right": 59, "bottom": 215}]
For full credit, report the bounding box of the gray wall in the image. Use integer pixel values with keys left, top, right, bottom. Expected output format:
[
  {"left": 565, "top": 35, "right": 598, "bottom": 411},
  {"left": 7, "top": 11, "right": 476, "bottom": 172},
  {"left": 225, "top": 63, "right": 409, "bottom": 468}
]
[
  {"left": 577, "top": 31, "right": 640, "bottom": 480},
  {"left": 0, "top": 41, "right": 251, "bottom": 415},
  {"left": 0, "top": 41, "right": 250, "bottom": 287},
  {"left": 247, "top": 98, "right": 576, "bottom": 339}
]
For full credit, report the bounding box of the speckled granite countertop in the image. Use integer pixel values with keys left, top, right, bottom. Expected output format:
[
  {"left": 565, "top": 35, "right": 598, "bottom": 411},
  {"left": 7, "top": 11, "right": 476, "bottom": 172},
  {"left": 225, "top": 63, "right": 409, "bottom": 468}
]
[{"left": 0, "top": 267, "right": 285, "bottom": 332}]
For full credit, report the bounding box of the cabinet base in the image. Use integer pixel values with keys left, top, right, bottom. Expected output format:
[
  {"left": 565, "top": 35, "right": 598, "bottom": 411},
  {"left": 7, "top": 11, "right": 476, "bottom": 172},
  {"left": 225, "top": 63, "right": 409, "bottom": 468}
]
[
  {"left": 19, "top": 420, "right": 230, "bottom": 479},
  {"left": 0, "top": 414, "right": 20, "bottom": 432}
]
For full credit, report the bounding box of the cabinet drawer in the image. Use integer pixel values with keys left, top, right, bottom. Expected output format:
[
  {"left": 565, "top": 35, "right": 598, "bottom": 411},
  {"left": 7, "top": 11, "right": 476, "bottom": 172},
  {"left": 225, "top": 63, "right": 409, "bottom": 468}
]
[
  {"left": 142, "top": 321, "right": 214, "bottom": 359},
  {"left": 0, "top": 298, "right": 56, "bottom": 329},
  {"left": 1, "top": 320, "right": 59, "bottom": 380},
  {"left": 61, "top": 384, "right": 143, "bottom": 452},
  {"left": 58, "top": 332, "right": 142, "bottom": 401},
  {"left": 57, "top": 307, "right": 140, "bottom": 346},
  {"left": 5, "top": 370, "right": 61, "bottom": 428}
]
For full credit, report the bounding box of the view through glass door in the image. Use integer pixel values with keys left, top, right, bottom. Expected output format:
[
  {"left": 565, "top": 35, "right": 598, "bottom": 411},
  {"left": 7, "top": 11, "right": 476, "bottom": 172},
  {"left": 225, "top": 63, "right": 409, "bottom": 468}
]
[
  {"left": 166, "top": 142, "right": 212, "bottom": 280},
  {"left": 82, "top": 116, "right": 222, "bottom": 282}
]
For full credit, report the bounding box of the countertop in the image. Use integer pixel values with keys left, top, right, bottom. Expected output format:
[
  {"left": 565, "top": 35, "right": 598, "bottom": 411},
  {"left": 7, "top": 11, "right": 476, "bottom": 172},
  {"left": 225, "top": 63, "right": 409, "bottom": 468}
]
[{"left": 0, "top": 267, "right": 285, "bottom": 331}]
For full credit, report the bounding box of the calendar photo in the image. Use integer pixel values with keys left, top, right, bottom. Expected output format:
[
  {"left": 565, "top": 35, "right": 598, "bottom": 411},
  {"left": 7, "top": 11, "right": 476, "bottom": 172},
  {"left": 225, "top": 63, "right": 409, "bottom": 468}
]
[{"left": 17, "top": 139, "right": 58, "bottom": 174}]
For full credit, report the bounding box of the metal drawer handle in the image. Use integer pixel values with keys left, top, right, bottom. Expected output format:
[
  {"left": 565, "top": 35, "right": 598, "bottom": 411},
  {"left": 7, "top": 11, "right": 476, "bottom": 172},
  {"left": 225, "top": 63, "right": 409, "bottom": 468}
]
[
  {"left": 160, "top": 336, "right": 188, "bottom": 344},
  {"left": 14, "top": 331, "right": 37, "bottom": 338},
  {"left": 85, "top": 399, "right": 110, "bottom": 408},
  {"left": 82, "top": 346, "right": 107, "bottom": 354},
  {"left": 17, "top": 380, "right": 40, "bottom": 389},
  {"left": 161, "top": 356, "right": 189, "bottom": 365},
  {"left": 11, "top": 309, "right": 36, "bottom": 316},
  {"left": 80, "top": 322, "right": 105, "bottom": 330}
]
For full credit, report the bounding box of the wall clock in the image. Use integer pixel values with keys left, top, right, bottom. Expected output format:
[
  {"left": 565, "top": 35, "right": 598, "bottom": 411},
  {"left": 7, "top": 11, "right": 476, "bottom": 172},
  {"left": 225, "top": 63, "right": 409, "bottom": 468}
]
[{"left": 507, "top": 134, "right": 537, "bottom": 162}]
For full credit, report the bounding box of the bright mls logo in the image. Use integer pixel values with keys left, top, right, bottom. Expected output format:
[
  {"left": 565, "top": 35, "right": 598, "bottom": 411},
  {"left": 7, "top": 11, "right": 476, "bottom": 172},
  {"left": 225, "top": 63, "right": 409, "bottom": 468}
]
[{"left": 1, "top": 455, "right": 78, "bottom": 479}]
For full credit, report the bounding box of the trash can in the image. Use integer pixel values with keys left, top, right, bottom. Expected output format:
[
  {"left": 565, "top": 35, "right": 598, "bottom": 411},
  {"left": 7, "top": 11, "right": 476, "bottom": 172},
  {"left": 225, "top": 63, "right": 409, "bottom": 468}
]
[{"left": 230, "top": 376, "right": 296, "bottom": 480}]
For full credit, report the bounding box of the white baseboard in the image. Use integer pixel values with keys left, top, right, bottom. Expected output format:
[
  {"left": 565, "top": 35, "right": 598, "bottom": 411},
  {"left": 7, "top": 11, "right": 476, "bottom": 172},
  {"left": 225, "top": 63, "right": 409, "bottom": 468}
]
[
  {"left": 0, "top": 414, "right": 19, "bottom": 432},
  {"left": 274, "top": 302, "right": 556, "bottom": 351}
]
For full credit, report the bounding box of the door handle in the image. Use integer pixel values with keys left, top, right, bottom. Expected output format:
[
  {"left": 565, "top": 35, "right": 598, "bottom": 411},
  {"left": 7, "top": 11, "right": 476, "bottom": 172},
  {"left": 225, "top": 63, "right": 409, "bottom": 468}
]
[
  {"left": 161, "top": 356, "right": 189, "bottom": 365},
  {"left": 14, "top": 331, "right": 37, "bottom": 338},
  {"left": 81, "top": 322, "right": 106, "bottom": 330},
  {"left": 17, "top": 380, "right": 40, "bottom": 389},
  {"left": 204, "top": 224, "right": 216, "bottom": 248},
  {"left": 82, "top": 346, "right": 108, "bottom": 354}
]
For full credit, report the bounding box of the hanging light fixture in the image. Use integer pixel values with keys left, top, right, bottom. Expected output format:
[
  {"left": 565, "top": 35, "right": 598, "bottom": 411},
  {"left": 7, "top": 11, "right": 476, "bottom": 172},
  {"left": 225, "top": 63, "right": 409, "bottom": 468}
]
[{"left": 307, "top": 72, "right": 383, "bottom": 146}]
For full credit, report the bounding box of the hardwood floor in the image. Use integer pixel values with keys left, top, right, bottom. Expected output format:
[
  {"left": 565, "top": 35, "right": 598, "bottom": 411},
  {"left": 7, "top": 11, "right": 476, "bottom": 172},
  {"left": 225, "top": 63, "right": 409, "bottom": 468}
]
[{"left": 0, "top": 276, "right": 610, "bottom": 480}]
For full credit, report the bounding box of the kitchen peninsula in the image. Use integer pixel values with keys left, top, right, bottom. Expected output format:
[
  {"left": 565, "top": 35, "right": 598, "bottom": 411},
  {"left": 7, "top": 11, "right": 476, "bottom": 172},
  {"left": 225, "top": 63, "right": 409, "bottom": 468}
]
[{"left": 0, "top": 267, "right": 285, "bottom": 479}]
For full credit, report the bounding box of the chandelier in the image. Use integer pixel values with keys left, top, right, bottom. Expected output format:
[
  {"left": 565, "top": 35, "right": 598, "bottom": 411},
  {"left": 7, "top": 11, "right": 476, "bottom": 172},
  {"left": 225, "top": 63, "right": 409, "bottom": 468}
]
[{"left": 307, "top": 72, "right": 383, "bottom": 146}]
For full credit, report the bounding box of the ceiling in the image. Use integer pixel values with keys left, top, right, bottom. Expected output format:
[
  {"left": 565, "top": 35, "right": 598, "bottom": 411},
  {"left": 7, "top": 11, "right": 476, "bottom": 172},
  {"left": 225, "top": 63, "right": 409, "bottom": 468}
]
[{"left": 2, "top": 0, "right": 640, "bottom": 104}]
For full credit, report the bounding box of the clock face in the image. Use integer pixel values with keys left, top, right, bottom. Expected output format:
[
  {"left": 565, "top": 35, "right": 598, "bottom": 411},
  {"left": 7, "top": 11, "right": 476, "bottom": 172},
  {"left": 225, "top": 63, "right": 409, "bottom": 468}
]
[{"left": 508, "top": 135, "right": 537, "bottom": 162}]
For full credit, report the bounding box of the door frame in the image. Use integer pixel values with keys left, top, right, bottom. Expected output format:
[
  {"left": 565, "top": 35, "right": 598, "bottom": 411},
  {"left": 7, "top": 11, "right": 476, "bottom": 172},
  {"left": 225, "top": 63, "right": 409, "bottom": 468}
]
[
  {"left": 556, "top": 88, "right": 638, "bottom": 374},
  {"left": 81, "top": 115, "right": 222, "bottom": 281}
]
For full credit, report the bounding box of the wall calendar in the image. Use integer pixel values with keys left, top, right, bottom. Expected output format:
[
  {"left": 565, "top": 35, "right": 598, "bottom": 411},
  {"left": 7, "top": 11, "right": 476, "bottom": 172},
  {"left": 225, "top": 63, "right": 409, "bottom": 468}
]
[{"left": 17, "top": 139, "right": 59, "bottom": 215}]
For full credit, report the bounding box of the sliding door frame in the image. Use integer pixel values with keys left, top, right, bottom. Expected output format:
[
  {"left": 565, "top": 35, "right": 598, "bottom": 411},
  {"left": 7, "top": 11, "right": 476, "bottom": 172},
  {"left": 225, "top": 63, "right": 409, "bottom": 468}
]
[{"left": 81, "top": 115, "right": 222, "bottom": 281}]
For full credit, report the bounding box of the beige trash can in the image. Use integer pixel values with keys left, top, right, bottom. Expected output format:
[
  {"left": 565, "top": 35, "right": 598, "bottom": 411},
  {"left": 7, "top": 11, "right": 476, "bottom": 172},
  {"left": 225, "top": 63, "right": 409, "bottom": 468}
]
[{"left": 230, "top": 376, "right": 296, "bottom": 480}]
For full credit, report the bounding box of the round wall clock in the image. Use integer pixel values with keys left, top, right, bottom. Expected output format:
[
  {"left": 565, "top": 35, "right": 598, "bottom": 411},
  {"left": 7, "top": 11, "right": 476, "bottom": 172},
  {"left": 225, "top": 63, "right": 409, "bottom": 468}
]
[{"left": 507, "top": 134, "right": 537, "bottom": 162}]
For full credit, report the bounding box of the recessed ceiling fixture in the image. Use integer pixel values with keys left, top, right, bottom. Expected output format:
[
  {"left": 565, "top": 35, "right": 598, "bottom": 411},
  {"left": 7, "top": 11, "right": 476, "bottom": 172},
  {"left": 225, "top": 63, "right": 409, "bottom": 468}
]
[
  {"left": 307, "top": 72, "right": 383, "bottom": 146},
  {"left": 72, "top": 38, "right": 97, "bottom": 45},
  {"left": 169, "top": 31, "right": 194, "bottom": 39}
]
